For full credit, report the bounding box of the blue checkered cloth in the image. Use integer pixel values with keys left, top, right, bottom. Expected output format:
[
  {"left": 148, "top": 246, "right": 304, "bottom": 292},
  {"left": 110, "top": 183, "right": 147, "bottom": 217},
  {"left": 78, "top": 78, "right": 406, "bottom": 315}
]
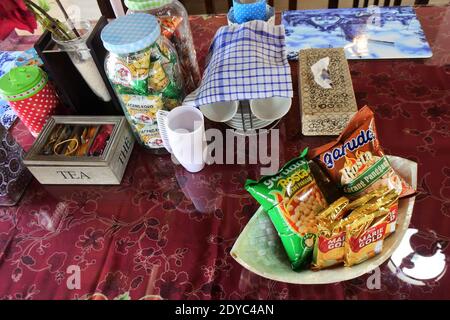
[{"left": 185, "top": 20, "right": 293, "bottom": 107}]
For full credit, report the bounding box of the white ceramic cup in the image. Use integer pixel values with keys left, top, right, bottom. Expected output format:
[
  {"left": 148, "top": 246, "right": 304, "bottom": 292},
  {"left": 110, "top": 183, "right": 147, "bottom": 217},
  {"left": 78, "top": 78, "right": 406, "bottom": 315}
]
[
  {"left": 249, "top": 97, "right": 292, "bottom": 121},
  {"left": 157, "top": 106, "right": 206, "bottom": 173},
  {"left": 199, "top": 100, "right": 239, "bottom": 122}
]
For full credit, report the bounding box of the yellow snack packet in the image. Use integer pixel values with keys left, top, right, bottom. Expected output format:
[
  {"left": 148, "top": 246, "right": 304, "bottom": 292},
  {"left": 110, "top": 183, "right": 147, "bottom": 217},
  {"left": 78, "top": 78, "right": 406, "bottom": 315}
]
[
  {"left": 312, "top": 186, "right": 397, "bottom": 270},
  {"left": 318, "top": 197, "right": 350, "bottom": 222},
  {"left": 346, "top": 185, "right": 389, "bottom": 212},
  {"left": 312, "top": 221, "right": 346, "bottom": 270},
  {"left": 344, "top": 210, "right": 388, "bottom": 267},
  {"left": 312, "top": 197, "right": 349, "bottom": 270},
  {"left": 374, "top": 190, "right": 399, "bottom": 237}
]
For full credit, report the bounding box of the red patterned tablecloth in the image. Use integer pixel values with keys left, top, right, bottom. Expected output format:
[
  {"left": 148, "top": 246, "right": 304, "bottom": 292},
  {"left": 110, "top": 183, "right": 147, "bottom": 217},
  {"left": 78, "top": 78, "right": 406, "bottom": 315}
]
[{"left": 1, "top": 6, "right": 450, "bottom": 300}]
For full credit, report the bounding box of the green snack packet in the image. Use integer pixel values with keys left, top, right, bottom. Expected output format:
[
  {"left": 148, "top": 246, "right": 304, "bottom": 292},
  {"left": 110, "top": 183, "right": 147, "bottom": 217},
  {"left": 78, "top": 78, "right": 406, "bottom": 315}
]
[
  {"left": 245, "top": 148, "right": 328, "bottom": 270},
  {"left": 162, "top": 81, "right": 183, "bottom": 100},
  {"left": 109, "top": 49, "right": 151, "bottom": 96}
]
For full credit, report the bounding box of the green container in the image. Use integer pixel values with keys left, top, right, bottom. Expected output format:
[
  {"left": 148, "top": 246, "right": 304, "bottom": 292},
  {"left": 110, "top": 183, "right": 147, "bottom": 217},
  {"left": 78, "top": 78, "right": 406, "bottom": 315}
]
[{"left": 0, "top": 66, "right": 46, "bottom": 101}]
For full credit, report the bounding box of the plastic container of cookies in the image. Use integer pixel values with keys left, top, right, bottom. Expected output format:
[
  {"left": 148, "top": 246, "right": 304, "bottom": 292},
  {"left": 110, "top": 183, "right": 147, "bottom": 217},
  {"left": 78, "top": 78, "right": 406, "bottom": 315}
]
[
  {"left": 101, "top": 13, "right": 185, "bottom": 153},
  {"left": 125, "top": 0, "right": 201, "bottom": 93}
]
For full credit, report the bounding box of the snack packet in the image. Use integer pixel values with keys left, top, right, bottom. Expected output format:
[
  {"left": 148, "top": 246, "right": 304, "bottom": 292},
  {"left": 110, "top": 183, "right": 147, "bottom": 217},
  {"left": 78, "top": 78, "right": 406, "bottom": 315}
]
[
  {"left": 346, "top": 185, "right": 388, "bottom": 212},
  {"left": 107, "top": 42, "right": 183, "bottom": 102},
  {"left": 318, "top": 197, "right": 350, "bottom": 223},
  {"left": 349, "top": 188, "right": 399, "bottom": 235},
  {"left": 310, "top": 106, "right": 415, "bottom": 199},
  {"left": 159, "top": 16, "right": 183, "bottom": 40},
  {"left": 245, "top": 149, "right": 328, "bottom": 270},
  {"left": 372, "top": 189, "right": 399, "bottom": 237},
  {"left": 312, "top": 186, "right": 394, "bottom": 270},
  {"left": 343, "top": 209, "right": 389, "bottom": 267},
  {"left": 312, "top": 197, "right": 349, "bottom": 270},
  {"left": 109, "top": 49, "right": 151, "bottom": 96},
  {"left": 313, "top": 222, "right": 346, "bottom": 270}
]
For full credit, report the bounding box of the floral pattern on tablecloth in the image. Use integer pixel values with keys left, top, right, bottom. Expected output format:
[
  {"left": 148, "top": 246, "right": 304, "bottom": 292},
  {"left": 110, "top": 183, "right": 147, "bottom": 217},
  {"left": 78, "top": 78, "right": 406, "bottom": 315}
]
[{"left": 1, "top": 6, "right": 450, "bottom": 300}]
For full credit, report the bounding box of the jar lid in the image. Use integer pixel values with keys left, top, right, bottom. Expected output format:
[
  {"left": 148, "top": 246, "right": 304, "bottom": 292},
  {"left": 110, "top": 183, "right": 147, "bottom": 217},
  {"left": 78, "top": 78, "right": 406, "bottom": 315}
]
[
  {"left": 125, "top": 0, "right": 172, "bottom": 11},
  {"left": 0, "top": 66, "right": 44, "bottom": 97},
  {"left": 101, "top": 13, "right": 161, "bottom": 55}
]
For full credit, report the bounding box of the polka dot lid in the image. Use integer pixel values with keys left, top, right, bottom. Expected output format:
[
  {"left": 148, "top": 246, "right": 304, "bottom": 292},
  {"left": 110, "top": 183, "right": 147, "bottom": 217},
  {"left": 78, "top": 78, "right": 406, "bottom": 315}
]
[
  {"left": 233, "top": 0, "right": 267, "bottom": 24},
  {"left": 101, "top": 13, "right": 161, "bottom": 55}
]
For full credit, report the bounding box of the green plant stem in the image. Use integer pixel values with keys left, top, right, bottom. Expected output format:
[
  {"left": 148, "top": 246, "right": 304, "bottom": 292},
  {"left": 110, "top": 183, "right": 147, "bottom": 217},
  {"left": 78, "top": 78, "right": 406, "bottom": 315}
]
[
  {"left": 24, "top": 0, "right": 75, "bottom": 41},
  {"left": 54, "top": 0, "right": 80, "bottom": 37}
]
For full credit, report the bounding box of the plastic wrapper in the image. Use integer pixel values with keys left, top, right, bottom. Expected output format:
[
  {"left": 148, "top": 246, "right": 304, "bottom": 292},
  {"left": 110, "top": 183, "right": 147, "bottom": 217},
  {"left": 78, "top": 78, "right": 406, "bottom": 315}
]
[
  {"left": 105, "top": 38, "right": 184, "bottom": 150},
  {"left": 318, "top": 196, "right": 350, "bottom": 223},
  {"left": 372, "top": 189, "right": 399, "bottom": 237},
  {"left": 245, "top": 149, "right": 328, "bottom": 270},
  {"left": 343, "top": 210, "right": 389, "bottom": 267},
  {"left": 107, "top": 42, "right": 183, "bottom": 100},
  {"left": 312, "top": 186, "right": 398, "bottom": 269},
  {"left": 310, "top": 106, "right": 415, "bottom": 199},
  {"left": 312, "top": 197, "right": 349, "bottom": 270}
]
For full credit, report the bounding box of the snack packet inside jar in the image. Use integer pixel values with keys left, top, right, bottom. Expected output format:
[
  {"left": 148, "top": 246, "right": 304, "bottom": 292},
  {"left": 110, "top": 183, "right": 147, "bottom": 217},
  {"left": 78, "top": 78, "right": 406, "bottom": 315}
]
[
  {"left": 245, "top": 149, "right": 328, "bottom": 270},
  {"left": 310, "top": 106, "right": 415, "bottom": 199},
  {"left": 101, "top": 13, "right": 185, "bottom": 152}
]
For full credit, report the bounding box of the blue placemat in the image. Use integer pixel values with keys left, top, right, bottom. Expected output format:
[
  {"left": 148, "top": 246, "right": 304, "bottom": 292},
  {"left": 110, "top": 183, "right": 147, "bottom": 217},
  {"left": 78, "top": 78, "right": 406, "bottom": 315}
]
[{"left": 282, "top": 6, "right": 432, "bottom": 60}]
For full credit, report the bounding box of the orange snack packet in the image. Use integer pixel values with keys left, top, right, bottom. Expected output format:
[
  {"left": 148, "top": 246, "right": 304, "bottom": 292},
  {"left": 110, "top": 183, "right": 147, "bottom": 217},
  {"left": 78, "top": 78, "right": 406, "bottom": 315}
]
[{"left": 310, "top": 106, "right": 415, "bottom": 199}]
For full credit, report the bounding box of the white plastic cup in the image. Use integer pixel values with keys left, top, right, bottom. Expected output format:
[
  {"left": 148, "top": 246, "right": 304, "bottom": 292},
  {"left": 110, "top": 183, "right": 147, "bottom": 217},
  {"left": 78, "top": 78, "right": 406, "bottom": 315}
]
[{"left": 157, "top": 106, "right": 206, "bottom": 173}]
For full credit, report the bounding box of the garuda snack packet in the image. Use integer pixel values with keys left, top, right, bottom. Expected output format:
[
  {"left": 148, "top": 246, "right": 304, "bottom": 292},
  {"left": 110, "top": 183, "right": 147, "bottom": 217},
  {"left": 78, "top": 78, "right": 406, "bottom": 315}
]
[
  {"left": 245, "top": 149, "right": 328, "bottom": 270},
  {"left": 310, "top": 106, "right": 415, "bottom": 199}
]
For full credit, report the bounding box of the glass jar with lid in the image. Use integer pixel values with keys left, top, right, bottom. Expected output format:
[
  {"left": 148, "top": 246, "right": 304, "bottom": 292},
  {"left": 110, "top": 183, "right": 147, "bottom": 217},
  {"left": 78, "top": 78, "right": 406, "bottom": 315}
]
[
  {"left": 125, "top": 0, "right": 201, "bottom": 93},
  {"left": 101, "top": 13, "right": 185, "bottom": 153}
]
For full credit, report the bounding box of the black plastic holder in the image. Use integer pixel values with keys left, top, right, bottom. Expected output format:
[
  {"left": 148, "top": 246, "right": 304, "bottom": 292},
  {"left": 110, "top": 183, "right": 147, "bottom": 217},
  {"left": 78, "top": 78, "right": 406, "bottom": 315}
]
[{"left": 34, "top": 16, "right": 122, "bottom": 116}]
